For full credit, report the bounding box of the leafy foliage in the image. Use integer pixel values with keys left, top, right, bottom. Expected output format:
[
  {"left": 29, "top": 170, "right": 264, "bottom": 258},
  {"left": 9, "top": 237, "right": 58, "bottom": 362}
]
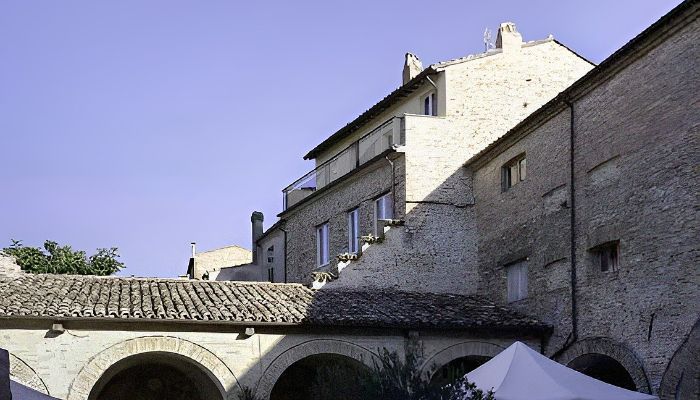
[
  {"left": 2, "top": 239, "right": 124, "bottom": 275},
  {"left": 362, "top": 347, "right": 495, "bottom": 400}
]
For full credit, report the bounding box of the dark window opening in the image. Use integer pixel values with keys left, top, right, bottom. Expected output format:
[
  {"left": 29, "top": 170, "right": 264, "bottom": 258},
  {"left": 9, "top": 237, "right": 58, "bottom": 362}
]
[
  {"left": 502, "top": 154, "right": 527, "bottom": 191},
  {"left": 593, "top": 241, "right": 619, "bottom": 272},
  {"left": 423, "top": 92, "right": 437, "bottom": 116}
]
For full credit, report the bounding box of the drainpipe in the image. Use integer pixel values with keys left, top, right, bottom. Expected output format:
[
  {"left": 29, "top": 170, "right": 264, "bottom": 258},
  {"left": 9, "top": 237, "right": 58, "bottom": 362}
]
[
  {"left": 280, "top": 227, "right": 288, "bottom": 283},
  {"left": 385, "top": 155, "right": 396, "bottom": 216},
  {"left": 566, "top": 99, "right": 579, "bottom": 343}
]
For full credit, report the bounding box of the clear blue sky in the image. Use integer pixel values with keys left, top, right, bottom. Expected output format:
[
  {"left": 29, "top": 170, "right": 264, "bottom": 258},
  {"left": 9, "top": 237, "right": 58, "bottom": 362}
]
[{"left": 0, "top": 0, "right": 682, "bottom": 277}]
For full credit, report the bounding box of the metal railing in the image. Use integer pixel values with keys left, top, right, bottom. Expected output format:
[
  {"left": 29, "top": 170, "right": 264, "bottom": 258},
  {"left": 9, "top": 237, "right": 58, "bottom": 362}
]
[{"left": 283, "top": 116, "right": 404, "bottom": 210}]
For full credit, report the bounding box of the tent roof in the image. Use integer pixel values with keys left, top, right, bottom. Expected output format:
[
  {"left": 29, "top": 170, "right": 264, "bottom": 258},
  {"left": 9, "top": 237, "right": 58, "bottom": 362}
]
[{"left": 466, "top": 342, "right": 657, "bottom": 400}]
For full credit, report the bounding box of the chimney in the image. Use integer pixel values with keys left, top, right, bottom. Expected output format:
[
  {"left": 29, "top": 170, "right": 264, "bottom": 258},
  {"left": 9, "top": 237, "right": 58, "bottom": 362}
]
[
  {"left": 251, "top": 211, "right": 264, "bottom": 262},
  {"left": 186, "top": 242, "right": 196, "bottom": 279},
  {"left": 402, "top": 53, "right": 423, "bottom": 84},
  {"left": 496, "top": 22, "right": 523, "bottom": 53}
]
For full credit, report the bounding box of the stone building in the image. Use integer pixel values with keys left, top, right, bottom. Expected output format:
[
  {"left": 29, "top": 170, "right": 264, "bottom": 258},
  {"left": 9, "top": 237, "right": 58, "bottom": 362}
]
[
  {"left": 278, "top": 22, "right": 593, "bottom": 292},
  {"left": 1, "top": 2, "right": 698, "bottom": 400},
  {"left": 463, "top": 2, "right": 700, "bottom": 396}
]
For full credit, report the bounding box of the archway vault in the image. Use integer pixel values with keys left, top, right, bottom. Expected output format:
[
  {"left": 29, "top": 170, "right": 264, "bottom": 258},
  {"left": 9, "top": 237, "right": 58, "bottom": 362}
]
[
  {"left": 419, "top": 341, "right": 505, "bottom": 380},
  {"left": 9, "top": 353, "right": 50, "bottom": 395},
  {"left": 255, "top": 339, "right": 380, "bottom": 400},
  {"left": 556, "top": 337, "right": 652, "bottom": 394},
  {"left": 67, "top": 336, "right": 239, "bottom": 400}
]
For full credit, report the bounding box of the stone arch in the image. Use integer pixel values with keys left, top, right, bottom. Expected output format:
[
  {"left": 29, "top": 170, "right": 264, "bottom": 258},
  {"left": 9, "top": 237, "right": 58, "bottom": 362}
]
[
  {"left": 67, "top": 336, "right": 239, "bottom": 400},
  {"left": 255, "top": 339, "right": 379, "bottom": 400},
  {"left": 659, "top": 320, "right": 700, "bottom": 400},
  {"left": 419, "top": 340, "right": 505, "bottom": 381},
  {"left": 556, "top": 337, "right": 651, "bottom": 393},
  {"left": 9, "top": 353, "right": 50, "bottom": 395}
]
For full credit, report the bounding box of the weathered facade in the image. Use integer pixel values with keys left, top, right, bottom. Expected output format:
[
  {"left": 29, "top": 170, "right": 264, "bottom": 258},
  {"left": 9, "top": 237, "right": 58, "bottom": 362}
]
[
  {"left": 280, "top": 23, "right": 593, "bottom": 292},
  {"left": 465, "top": 3, "right": 700, "bottom": 396}
]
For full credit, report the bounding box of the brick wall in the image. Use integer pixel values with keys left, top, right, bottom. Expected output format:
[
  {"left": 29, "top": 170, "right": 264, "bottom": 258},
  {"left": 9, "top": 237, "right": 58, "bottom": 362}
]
[{"left": 470, "top": 14, "right": 700, "bottom": 395}]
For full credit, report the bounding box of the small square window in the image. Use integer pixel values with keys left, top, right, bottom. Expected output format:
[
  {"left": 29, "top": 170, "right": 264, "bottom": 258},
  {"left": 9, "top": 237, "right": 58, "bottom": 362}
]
[
  {"left": 502, "top": 154, "right": 526, "bottom": 191},
  {"left": 316, "top": 223, "right": 330, "bottom": 267},
  {"left": 506, "top": 259, "right": 528, "bottom": 302},
  {"left": 594, "top": 242, "right": 619, "bottom": 272}
]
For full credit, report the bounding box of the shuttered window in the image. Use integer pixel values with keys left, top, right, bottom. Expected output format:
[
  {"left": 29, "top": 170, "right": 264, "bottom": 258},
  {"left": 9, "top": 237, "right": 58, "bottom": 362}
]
[{"left": 506, "top": 260, "right": 528, "bottom": 302}]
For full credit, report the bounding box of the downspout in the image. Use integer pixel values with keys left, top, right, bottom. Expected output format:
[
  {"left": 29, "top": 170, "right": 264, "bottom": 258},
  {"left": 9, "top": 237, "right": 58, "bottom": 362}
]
[
  {"left": 385, "top": 155, "right": 396, "bottom": 215},
  {"left": 280, "top": 227, "right": 288, "bottom": 283},
  {"left": 566, "top": 99, "right": 579, "bottom": 343}
]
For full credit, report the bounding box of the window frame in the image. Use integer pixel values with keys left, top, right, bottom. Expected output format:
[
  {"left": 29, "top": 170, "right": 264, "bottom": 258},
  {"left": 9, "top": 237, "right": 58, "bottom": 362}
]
[
  {"left": 266, "top": 245, "right": 274, "bottom": 264},
  {"left": 506, "top": 259, "right": 528, "bottom": 302},
  {"left": 592, "top": 241, "right": 620, "bottom": 272},
  {"left": 267, "top": 267, "right": 274, "bottom": 282},
  {"left": 316, "top": 222, "right": 330, "bottom": 267},
  {"left": 374, "top": 192, "right": 394, "bottom": 235},
  {"left": 423, "top": 92, "right": 437, "bottom": 116},
  {"left": 347, "top": 207, "right": 360, "bottom": 254},
  {"left": 502, "top": 153, "right": 527, "bottom": 191}
]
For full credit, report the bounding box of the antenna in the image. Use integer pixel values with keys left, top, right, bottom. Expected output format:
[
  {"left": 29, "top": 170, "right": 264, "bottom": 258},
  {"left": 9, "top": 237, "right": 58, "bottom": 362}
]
[{"left": 483, "top": 28, "right": 494, "bottom": 51}]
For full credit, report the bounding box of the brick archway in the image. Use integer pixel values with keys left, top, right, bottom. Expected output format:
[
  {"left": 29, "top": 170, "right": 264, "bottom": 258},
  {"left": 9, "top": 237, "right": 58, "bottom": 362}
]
[
  {"left": 66, "top": 336, "right": 239, "bottom": 400},
  {"left": 556, "top": 337, "right": 651, "bottom": 394},
  {"left": 419, "top": 341, "right": 504, "bottom": 380},
  {"left": 255, "top": 339, "right": 379, "bottom": 400},
  {"left": 9, "top": 353, "right": 50, "bottom": 395}
]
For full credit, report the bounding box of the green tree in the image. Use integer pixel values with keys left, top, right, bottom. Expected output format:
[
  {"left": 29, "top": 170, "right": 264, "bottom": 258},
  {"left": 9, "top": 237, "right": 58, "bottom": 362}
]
[{"left": 2, "top": 239, "right": 124, "bottom": 275}]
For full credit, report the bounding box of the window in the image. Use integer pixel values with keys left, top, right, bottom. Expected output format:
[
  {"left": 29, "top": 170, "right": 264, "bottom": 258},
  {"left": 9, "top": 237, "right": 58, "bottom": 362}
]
[
  {"left": 316, "top": 223, "right": 330, "bottom": 266},
  {"left": 502, "top": 154, "right": 527, "bottom": 190},
  {"left": 374, "top": 193, "right": 394, "bottom": 235},
  {"left": 266, "top": 245, "right": 274, "bottom": 264},
  {"left": 594, "top": 241, "right": 619, "bottom": 272},
  {"left": 267, "top": 267, "right": 274, "bottom": 282},
  {"left": 423, "top": 92, "right": 437, "bottom": 116},
  {"left": 348, "top": 208, "right": 360, "bottom": 254},
  {"left": 506, "top": 259, "right": 528, "bottom": 302}
]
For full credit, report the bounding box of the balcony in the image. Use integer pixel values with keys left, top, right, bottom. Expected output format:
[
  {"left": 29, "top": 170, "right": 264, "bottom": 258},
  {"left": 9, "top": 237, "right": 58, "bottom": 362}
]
[{"left": 283, "top": 116, "right": 405, "bottom": 210}]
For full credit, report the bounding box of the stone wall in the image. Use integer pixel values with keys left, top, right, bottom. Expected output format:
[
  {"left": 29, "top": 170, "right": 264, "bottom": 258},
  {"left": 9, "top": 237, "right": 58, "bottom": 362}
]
[
  {"left": 256, "top": 228, "right": 286, "bottom": 283},
  {"left": 282, "top": 154, "right": 404, "bottom": 284},
  {"left": 1, "top": 321, "right": 534, "bottom": 400},
  {"left": 317, "top": 40, "right": 591, "bottom": 294},
  {"left": 472, "top": 110, "right": 573, "bottom": 352},
  {"left": 470, "top": 14, "right": 700, "bottom": 395},
  {"left": 0, "top": 255, "right": 21, "bottom": 278},
  {"left": 195, "top": 246, "right": 252, "bottom": 281}
]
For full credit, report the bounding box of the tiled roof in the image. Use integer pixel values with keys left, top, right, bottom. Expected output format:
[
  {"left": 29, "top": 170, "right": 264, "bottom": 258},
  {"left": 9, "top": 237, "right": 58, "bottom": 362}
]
[{"left": 0, "top": 274, "right": 547, "bottom": 332}]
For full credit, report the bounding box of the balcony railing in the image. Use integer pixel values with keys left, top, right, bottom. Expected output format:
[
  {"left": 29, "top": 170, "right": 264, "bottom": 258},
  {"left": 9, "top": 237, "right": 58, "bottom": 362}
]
[{"left": 283, "top": 116, "right": 405, "bottom": 210}]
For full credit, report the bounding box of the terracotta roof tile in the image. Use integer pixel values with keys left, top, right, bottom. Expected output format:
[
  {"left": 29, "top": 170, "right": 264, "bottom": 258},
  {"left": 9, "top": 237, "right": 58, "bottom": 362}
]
[{"left": 0, "top": 274, "right": 547, "bottom": 332}]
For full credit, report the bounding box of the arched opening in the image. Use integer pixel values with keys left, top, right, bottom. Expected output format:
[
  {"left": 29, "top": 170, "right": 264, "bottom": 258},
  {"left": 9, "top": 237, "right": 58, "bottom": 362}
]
[
  {"left": 568, "top": 354, "right": 637, "bottom": 391},
  {"left": 270, "top": 353, "right": 373, "bottom": 400},
  {"left": 88, "top": 352, "right": 223, "bottom": 400},
  {"left": 429, "top": 355, "right": 490, "bottom": 388}
]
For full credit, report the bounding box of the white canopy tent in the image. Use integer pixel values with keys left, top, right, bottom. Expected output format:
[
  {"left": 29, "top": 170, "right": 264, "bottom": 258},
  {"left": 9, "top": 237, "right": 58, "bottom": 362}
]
[{"left": 465, "top": 342, "right": 657, "bottom": 400}]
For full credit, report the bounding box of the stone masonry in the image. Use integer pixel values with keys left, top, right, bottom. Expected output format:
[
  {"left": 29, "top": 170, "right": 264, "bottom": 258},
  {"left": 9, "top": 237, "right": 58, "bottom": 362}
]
[{"left": 468, "top": 4, "right": 699, "bottom": 397}]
